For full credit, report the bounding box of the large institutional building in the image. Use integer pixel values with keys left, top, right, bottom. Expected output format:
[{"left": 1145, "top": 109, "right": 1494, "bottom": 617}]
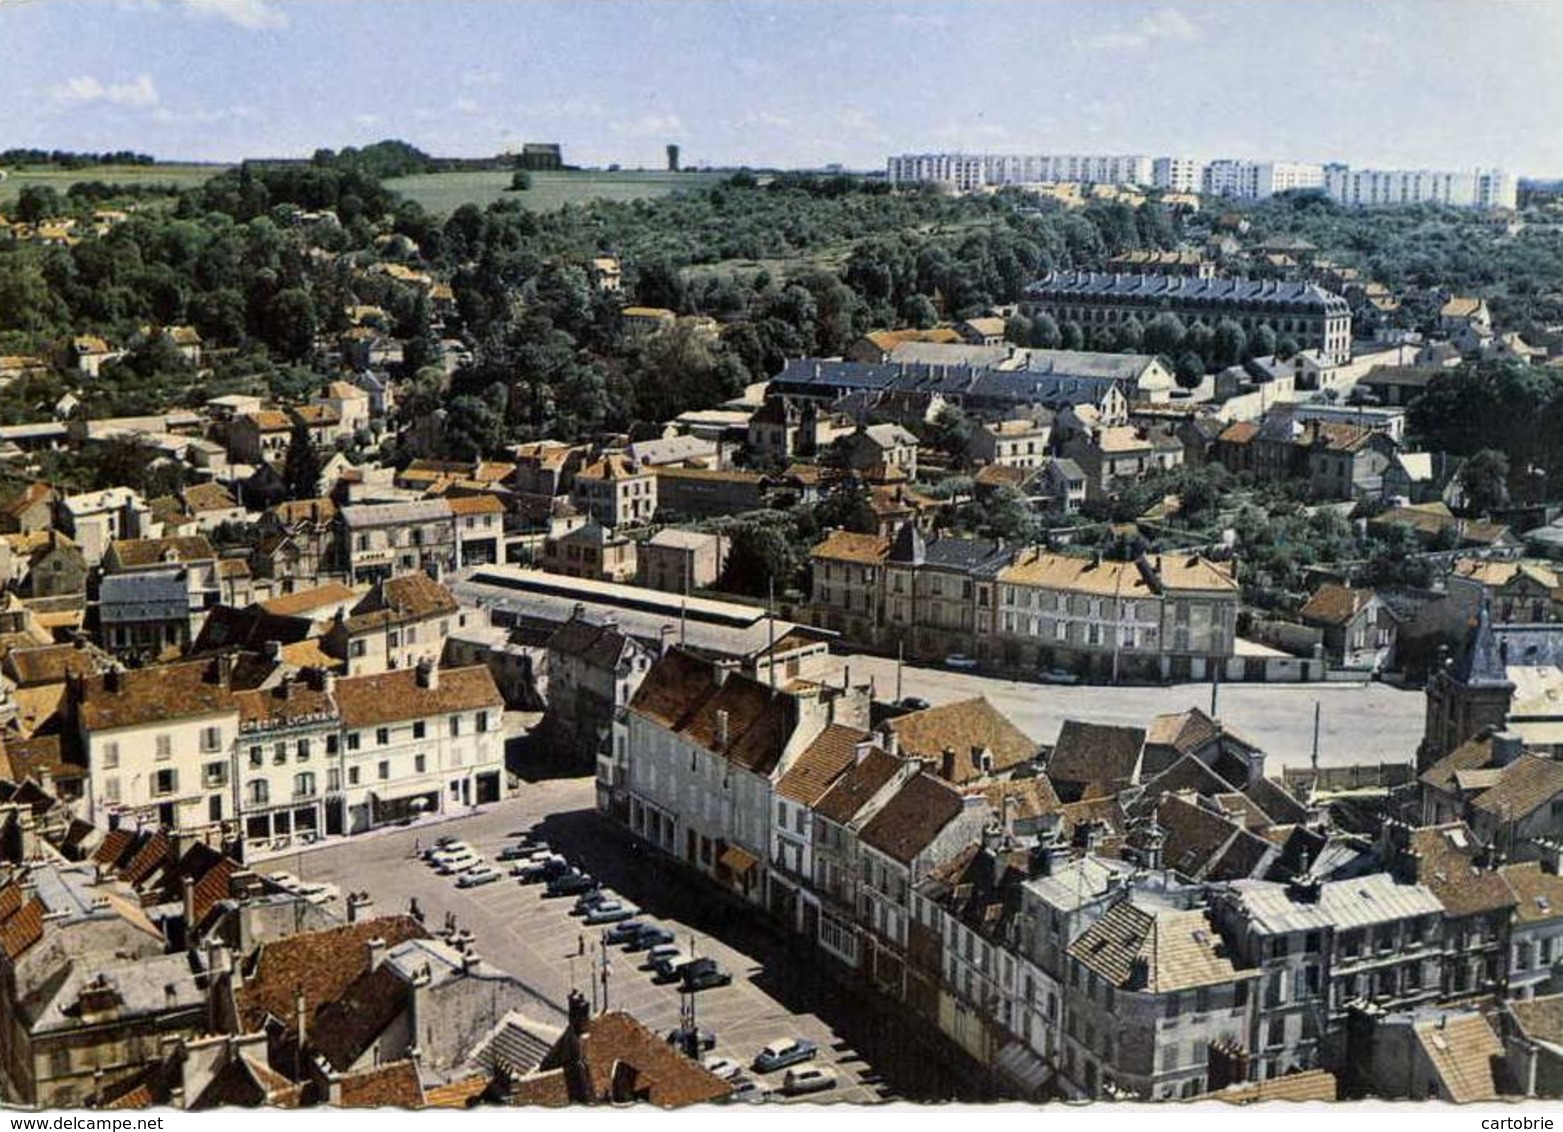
[
  {"left": 1022, "top": 272, "right": 1354, "bottom": 363},
  {"left": 1323, "top": 164, "right": 1518, "bottom": 210}
]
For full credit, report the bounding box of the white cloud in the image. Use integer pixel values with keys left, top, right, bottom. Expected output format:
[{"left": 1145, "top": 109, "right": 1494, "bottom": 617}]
[
  {"left": 1074, "top": 7, "right": 1200, "bottom": 51},
  {"left": 178, "top": 0, "right": 287, "bottom": 31},
  {"left": 52, "top": 74, "right": 160, "bottom": 108},
  {"left": 452, "top": 97, "right": 481, "bottom": 115},
  {"left": 151, "top": 104, "right": 253, "bottom": 124}
]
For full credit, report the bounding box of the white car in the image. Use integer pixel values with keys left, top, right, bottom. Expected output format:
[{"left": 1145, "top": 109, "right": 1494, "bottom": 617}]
[
  {"left": 436, "top": 852, "right": 484, "bottom": 875},
  {"left": 943, "top": 653, "right": 979, "bottom": 671},
  {"left": 701, "top": 1056, "right": 744, "bottom": 1081},
  {"left": 428, "top": 841, "right": 474, "bottom": 865},
  {"left": 456, "top": 864, "right": 502, "bottom": 888},
  {"left": 781, "top": 1066, "right": 838, "bottom": 1096}
]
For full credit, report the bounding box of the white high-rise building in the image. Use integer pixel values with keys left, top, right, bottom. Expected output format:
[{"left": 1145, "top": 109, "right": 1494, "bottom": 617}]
[
  {"left": 1322, "top": 164, "right": 1517, "bottom": 210},
  {"left": 1152, "top": 156, "right": 1206, "bottom": 194},
  {"left": 1202, "top": 159, "right": 1324, "bottom": 200},
  {"left": 885, "top": 152, "right": 1154, "bottom": 190}
]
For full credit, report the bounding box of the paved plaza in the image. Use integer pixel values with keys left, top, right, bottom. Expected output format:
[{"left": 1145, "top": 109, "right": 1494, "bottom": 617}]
[
  {"left": 843, "top": 653, "right": 1426, "bottom": 768},
  {"left": 293, "top": 777, "right": 982, "bottom": 1104}
]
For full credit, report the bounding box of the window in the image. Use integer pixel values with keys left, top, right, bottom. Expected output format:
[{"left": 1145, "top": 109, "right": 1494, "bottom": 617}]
[
  {"left": 376, "top": 727, "right": 390, "bottom": 746},
  {"left": 378, "top": 760, "right": 390, "bottom": 780},
  {"left": 297, "top": 739, "right": 311, "bottom": 761},
  {"left": 413, "top": 721, "right": 426, "bottom": 740},
  {"left": 153, "top": 768, "right": 178, "bottom": 796},
  {"left": 449, "top": 716, "right": 462, "bottom": 738},
  {"left": 248, "top": 745, "right": 262, "bottom": 768},
  {"left": 347, "top": 732, "right": 361, "bottom": 751},
  {"left": 294, "top": 772, "right": 316, "bottom": 798},
  {"left": 414, "top": 754, "right": 426, "bottom": 773},
  {"left": 103, "top": 776, "right": 121, "bottom": 804},
  {"left": 155, "top": 734, "right": 172, "bottom": 761},
  {"left": 348, "top": 766, "right": 360, "bottom": 786},
  {"left": 326, "top": 734, "right": 339, "bottom": 755},
  {"left": 203, "top": 762, "right": 227, "bottom": 788},
  {"left": 327, "top": 767, "right": 341, "bottom": 792},
  {"left": 246, "top": 780, "right": 269, "bottom": 806},
  {"left": 102, "top": 741, "right": 119, "bottom": 769},
  {"left": 350, "top": 640, "right": 366, "bottom": 659},
  {"left": 477, "top": 711, "right": 489, "bottom": 733},
  {"left": 202, "top": 726, "right": 222, "bottom": 752}
]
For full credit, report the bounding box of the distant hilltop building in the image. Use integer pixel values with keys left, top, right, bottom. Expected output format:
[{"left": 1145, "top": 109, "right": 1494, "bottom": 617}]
[
  {"left": 517, "top": 142, "right": 563, "bottom": 171},
  {"left": 1324, "top": 164, "right": 1516, "bottom": 210},
  {"left": 1201, "top": 159, "right": 1325, "bottom": 200}
]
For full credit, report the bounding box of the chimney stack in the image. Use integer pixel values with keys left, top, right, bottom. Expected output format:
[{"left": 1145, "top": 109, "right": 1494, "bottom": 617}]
[
  {"left": 941, "top": 746, "right": 958, "bottom": 782},
  {"left": 715, "top": 710, "right": 730, "bottom": 752},
  {"left": 366, "top": 937, "right": 388, "bottom": 970},
  {"left": 567, "top": 989, "right": 591, "bottom": 1035},
  {"left": 416, "top": 659, "right": 438, "bottom": 690},
  {"left": 880, "top": 728, "right": 899, "bottom": 759},
  {"left": 346, "top": 891, "right": 374, "bottom": 923}
]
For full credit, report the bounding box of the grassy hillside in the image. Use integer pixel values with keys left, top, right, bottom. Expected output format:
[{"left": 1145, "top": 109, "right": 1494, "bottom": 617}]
[
  {"left": 384, "top": 168, "right": 728, "bottom": 216},
  {"left": 0, "top": 163, "right": 226, "bottom": 206}
]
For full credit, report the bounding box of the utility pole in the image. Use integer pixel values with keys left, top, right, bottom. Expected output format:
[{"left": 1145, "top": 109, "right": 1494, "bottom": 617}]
[
  {"left": 1209, "top": 663, "right": 1220, "bottom": 717},
  {"left": 896, "top": 639, "right": 904, "bottom": 704},
  {"left": 1311, "top": 700, "right": 1321, "bottom": 775}
]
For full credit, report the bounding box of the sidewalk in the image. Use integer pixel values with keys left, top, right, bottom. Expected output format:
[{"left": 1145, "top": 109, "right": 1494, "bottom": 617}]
[{"left": 245, "top": 795, "right": 523, "bottom": 866}]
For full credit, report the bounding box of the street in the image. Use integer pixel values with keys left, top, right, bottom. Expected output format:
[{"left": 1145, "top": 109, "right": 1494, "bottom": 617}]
[
  {"left": 294, "top": 778, "right": 984, "bottom": 1104},
  {"left": 844, "top": 653, "right": 1426, "bottom": 769}
]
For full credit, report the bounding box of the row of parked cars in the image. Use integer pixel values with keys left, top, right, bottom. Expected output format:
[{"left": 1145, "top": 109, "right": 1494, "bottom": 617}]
[{"left": 438, "top": 827, "right": 837, "bottom": 1099}]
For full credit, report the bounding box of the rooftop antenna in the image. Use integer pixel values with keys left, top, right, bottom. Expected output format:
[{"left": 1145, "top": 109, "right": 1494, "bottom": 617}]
[{"left": 1311, "top": 700, "right": 1321, "bottom": 776}]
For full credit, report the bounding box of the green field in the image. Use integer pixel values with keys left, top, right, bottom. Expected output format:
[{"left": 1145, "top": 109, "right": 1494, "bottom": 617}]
[
  {"left": 0, "top": 163, "right": 226, "bottom": 207},
  {"left": 383, "top": 168, "right": 728, "bottom": 216}
]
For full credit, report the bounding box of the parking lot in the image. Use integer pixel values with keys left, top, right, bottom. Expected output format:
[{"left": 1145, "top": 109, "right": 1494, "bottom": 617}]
[{"left": 294, "top": 776, "right": 959, "bottom": 1104}]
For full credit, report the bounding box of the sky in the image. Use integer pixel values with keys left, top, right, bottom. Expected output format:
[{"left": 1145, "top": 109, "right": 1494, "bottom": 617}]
[{"left": 2, "top": 0, "right": 1562, "bottom": 176}]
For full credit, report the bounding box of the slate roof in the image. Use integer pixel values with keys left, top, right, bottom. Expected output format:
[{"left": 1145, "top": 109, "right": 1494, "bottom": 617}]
[
  {"left": 98, "top": 570, "right": 189, "bottom": 623},
  {"left": 1028, "top": 272, "right": 1349, "bottom": 314},
  {"left": 310, "top": 965, "right": 409, "bottom": 1071},
  {"left": 1469, "top": 754, "right": 1563, "bottom": 821},
  {"left": 1500, "top": 863, "right": 1563, "bottom": 925},
  {"left": 546, "top": 617, "right": 633, "bottom": 669}
]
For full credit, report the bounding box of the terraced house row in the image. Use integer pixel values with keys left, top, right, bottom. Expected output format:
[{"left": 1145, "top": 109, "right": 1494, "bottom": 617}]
[{"left": 807, "top": 525, "right": 1240, "bottom": 681}]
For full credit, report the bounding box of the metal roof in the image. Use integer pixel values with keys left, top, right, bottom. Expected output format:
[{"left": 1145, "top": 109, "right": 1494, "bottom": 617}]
[{"left": 1226, "top": 873, "right": 1444, "bottom": 934}]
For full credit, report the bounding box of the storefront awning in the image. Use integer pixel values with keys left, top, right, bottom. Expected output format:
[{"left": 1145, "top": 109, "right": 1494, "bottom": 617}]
[{"left": 718, "top": 844, "right": 760, "bottom": 875}]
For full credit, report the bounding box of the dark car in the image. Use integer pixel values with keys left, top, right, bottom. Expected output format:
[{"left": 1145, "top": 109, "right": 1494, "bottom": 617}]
[
  {"left": 603, "top": 919, "right": 647, "bottom": 946},
  {"left": 898, "top": 696, "right": 931, "bottom": 712},
  {"left": 571, "top": 889, "right": 612, "bottom": 915},
  {"left": 497, "top": 843, "right": 547, "bottom": 862},
  {"left": 515, "top": 857, "right": 568, "bottom": 883},
  {"left": 680, "top": 957, "right": 732, "bottom": 992},
  {"left": 545, "top": 872, "right": 597, "bottom": 898},
  {"left": 666, "top": 1026, "right": 717, "bottom": 1054},
  {"left": 624, "top": 925, "right": 675, "bottom": 952}
]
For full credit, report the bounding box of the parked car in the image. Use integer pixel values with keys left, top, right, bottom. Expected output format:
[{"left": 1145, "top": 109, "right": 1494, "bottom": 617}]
[
  {"left": 943, "top": 653, "right": 978, "bottom": 670},
  {"left": 436, "top": 852, "right": 483, "bottom": 875},
  {"left": 571, "top": 889, "right": 615, "bottom": 915},
  {"left": 456, "top": 865, "right": 502, "bottom": 888},
  {"left": 680, "top": 957, "right": 732, "bottom": 991},
  {"left": 725, "top": 1077, "right": 772, "bottom": 1103},
  {"left": 651, "top": 951, "right": 696, "bottom": 982},
  {"left": 603, "top": 919, "right": 647, "bottom": 946},
  {"left": 753, "top": 1038, "right": 817, "bottom": 1074},
  {"left": 665, "top": 1026, "right": 716, "bottom": 1053},
  {"left": 1038, "top": 668, "right": 1080, "bottom": 685},
  {"left": 545, "top": 872, "right": 597, "bottom": 898},
  {"left": 513, "top": 855, "right": 566, "bottom": 880},
  {"left": 422, "top": 835, "right": 463, "bottom": 860},
  {"left": 701, "top": 1056, "right": 744, "bottom": 1081},
  {"left": 625, "top": 925, "right": 675, "bottom": 952},
  {"left": 641, "top": 943, "right": 684, "bottom": 970},
  {"left": 781, "top": 1066, "right": 837, "bottom": 1096},
  {"left": 497, "top": 843, "right": 546, "bottom": 862},
  {"left": 584, "top": 901, "right": 639, "bottom": 925},
  {"left": 428, "top": 842, "right": 475, "bottom": 867},
  {"left": 898, "top": 696, "right": 931, "bottom": 711}
]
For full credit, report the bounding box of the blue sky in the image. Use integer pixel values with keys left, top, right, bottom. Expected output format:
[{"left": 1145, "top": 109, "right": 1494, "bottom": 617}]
[{"left": 3, "top": 0, "right": 1561, "bottom": 176}]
